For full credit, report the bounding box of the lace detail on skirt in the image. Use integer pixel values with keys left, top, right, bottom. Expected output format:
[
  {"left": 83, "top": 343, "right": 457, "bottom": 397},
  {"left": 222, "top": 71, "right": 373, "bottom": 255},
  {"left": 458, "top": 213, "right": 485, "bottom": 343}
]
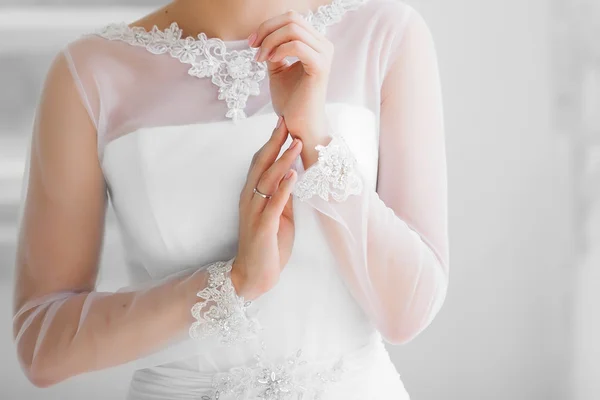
[
  {"left": 201, "top": 342, "right": 345, "bottom": 400},
  {"left": 293, "top": 134, "right": 363, "bottom": 202},
  {"left": 189, "top": 259, "right": 261, "bottom": 345}
]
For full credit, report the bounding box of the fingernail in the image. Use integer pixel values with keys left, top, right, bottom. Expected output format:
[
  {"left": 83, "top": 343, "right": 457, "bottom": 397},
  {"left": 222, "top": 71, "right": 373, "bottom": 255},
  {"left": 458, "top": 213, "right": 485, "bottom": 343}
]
[
  {"left": 255, "top": 47, "right": 262, "bottom": 61},
  {"left": 291, "top": 138, "right": 301, "bottom": 149},
  {"left": 247, "top": 32, "right": 257, "bottom": 46},
  {"left": 276, "top": 116, "right": 283, "bottom": 129},
  {"left": 285, "top": 169, "right": 294, "bottom": 180}
]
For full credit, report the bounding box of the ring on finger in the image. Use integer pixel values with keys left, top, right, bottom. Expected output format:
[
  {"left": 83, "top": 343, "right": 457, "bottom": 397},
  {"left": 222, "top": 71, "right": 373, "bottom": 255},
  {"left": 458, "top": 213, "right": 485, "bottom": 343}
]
[{"left": 253, "top": 187, "right": 273, "bottom": 199}]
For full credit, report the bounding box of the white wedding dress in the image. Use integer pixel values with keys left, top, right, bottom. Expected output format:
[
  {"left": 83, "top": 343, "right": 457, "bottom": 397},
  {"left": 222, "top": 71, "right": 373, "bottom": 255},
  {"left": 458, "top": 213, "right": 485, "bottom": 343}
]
[{"left": 12, "top": 0, "right": 449, "bottom": 398}]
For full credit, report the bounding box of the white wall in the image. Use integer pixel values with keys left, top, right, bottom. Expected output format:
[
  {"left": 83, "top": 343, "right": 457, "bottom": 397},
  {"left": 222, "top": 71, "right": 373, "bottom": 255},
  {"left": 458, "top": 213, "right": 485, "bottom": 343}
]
[{"left": 388, "top": 1, "right": 575, "bottom": 399}]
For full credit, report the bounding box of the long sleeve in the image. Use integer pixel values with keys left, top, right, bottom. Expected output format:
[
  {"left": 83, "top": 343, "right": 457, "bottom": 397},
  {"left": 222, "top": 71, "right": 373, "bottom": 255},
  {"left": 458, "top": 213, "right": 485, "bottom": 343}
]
[
  {"left": 12, "top": 49, "right": 259, "bottom": 388},
  {"left": 292, "top": 7, "right": 449, "bottom": 345}
]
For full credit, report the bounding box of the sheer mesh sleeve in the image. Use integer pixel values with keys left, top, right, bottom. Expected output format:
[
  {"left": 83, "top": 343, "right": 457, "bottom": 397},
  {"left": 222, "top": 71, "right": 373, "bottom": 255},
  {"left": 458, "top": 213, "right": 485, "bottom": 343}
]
[
  {"left": 11, "top": 49, "right": 260, "bottom": 388},
  {"left": 292, "top": 6, "right": 449, "bottom": 344}
]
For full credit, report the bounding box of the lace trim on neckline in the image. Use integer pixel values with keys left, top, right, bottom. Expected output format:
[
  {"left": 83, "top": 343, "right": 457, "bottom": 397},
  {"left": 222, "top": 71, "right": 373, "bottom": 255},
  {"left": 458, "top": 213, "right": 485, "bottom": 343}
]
[{"left": 91, "top": 0, "right": 368, "bottom": 121}]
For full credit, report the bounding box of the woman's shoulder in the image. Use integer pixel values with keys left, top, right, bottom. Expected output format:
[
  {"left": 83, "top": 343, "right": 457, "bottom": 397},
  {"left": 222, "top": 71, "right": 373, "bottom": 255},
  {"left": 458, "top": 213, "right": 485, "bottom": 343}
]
[
  {"left": 357, "top": 0, "right": 416, "bottom": 22},
  {"left": 62, "top": 3, "right": 172, "bottom": 67},
  {"left": 46, "top": 25, "right": 148, "bottom": 136},
  {"left": 58, "top": 23, "right": 160, "bottom": 103},
  {"left": 343, "top": 0, "right": 420, "bottom": 42},
  {"left": 62, "top": 27, "right": 136, "bottom": 72}
]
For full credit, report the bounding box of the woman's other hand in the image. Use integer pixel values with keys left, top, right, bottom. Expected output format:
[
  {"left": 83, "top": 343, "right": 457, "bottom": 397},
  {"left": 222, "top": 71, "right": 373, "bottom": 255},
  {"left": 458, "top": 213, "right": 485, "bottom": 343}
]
[{"left": 248, "top": 10, "right": 333, "bottom": 153}]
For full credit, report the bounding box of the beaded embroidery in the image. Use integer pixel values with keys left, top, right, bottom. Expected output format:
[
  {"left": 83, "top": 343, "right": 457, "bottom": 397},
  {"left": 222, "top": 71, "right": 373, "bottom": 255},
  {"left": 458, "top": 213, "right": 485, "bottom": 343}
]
[{"left": 201, "top": 342, "right": 345, "bottom": 400}]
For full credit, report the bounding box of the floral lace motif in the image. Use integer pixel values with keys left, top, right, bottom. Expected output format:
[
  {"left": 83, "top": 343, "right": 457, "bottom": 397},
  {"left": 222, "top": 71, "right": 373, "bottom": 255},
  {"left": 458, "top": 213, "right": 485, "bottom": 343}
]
[
  {"left": 293, "top": 134, "right": 363, "bottom": 202},
  {"left": 92, "top": 0, "right": 367, "bottom": 121},
  {"left": 189, "top": 259, "right": 260, "bottom": 345},
  {"left": 95, "top": 22, "right": 265, "bottom": 121},
  {"left": 201, "top": 342, "right": 345, "bottom": 400}
]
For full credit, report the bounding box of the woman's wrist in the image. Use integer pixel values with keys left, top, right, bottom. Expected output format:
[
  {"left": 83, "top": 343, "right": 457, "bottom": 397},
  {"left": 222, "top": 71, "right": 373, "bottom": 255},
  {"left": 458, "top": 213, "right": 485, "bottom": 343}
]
[
  {"left": 291, "top": 111, "right": 334, "bottom": 169},
  {"left": 230, "top": 258, "right": 260, "bottom": 301},
  {"left": 230, "top": 261, "right": 247, "bottom": 298},
  {"left": 231, "top": 257, "right": 278, "bottom": 301}
]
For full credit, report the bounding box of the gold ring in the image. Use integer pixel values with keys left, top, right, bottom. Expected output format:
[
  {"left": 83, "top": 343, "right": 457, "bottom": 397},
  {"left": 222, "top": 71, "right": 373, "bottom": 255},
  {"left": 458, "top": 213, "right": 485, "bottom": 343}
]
[{"left": 253, "top": 187, "right": 272, "bottom": 199}]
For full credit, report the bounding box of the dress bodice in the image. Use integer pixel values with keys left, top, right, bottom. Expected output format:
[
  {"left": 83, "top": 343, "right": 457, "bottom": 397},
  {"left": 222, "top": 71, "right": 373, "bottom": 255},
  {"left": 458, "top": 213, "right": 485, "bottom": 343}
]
[{"left": 103, "top": 103, "right": 380, "bottom": 369}]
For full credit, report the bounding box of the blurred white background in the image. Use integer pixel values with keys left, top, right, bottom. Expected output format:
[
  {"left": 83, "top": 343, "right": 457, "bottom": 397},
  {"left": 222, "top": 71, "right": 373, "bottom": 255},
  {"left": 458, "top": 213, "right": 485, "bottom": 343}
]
[{"left": 1, "top": 0, "right": 598, "bottom": 399}]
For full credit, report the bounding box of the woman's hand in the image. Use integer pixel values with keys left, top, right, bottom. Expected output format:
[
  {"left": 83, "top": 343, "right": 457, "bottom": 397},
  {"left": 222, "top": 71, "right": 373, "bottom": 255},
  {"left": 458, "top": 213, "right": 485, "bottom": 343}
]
[
  {"left": 248, "top": 10, "right": 333, "bottom": 151},
  {"left": 232, "top": 117, "right": 303, "bottom": 301}
]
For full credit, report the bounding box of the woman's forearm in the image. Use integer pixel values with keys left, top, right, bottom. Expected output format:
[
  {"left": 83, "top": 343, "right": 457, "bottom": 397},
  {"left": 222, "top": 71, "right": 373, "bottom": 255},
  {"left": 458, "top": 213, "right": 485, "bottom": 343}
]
[{"left": 13, "top": 257, "right": 254, "bottom": 388}]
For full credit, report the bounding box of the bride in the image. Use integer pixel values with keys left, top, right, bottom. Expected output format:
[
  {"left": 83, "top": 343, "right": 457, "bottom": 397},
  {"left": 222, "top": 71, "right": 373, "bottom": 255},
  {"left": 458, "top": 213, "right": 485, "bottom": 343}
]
[{"left": 11, "top": 0, "right": 449, "bottom": 398}]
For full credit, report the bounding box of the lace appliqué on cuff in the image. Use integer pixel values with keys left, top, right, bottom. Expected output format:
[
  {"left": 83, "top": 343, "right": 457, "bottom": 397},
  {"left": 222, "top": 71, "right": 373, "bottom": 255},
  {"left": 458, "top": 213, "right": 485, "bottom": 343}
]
[
  {"left": 189, "top": 259, "right": 260, "bottom": 345},
  {"left": 293, "top": 134, "right": 363, "bottom": 202}
]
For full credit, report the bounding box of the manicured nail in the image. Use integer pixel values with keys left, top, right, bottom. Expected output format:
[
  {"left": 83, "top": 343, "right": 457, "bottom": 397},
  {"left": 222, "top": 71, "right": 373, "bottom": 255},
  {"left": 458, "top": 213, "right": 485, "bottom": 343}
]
[
  {"left": 247, "top": 32, "right": 257, "bottom": 46},
  {"left": 276, "top": 116, "right": 283, "bottom": 128},
  {"left": 255, "top": 47, "right": 262, "bottom": 61},
  {"left": 291, "top": 138, "right": 301, "bottom": 149},
  {"left": 285, "top": 169, "right": 294, "bottom": 180}
]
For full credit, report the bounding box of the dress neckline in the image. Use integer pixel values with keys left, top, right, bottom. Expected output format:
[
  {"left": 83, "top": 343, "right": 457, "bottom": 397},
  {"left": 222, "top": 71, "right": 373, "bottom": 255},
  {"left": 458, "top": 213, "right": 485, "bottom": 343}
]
[
  {"left": 91, "top": 0, "right": 369, "bottom": 121},
  {"left": 111, "top": 0, "right": 368, "bottom": 48}
]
